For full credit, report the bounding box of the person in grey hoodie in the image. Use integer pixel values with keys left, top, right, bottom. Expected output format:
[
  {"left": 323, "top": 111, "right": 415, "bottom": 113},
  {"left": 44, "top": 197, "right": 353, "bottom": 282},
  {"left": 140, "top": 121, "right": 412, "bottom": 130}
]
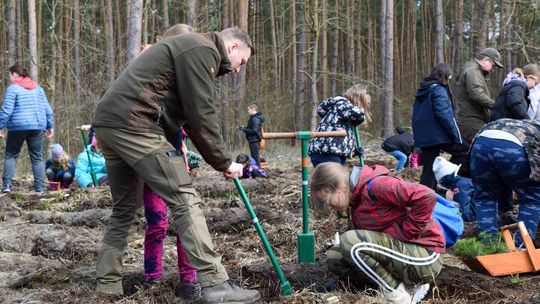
[{"left": 0, "top": 64, "right": 54, "bottom": 194}]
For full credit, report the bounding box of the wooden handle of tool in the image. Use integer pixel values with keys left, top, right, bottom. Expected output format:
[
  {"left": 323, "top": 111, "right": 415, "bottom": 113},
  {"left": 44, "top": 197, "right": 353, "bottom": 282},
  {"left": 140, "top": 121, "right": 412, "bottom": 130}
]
[
  {"left": 310, "top": 130, "right": 347, "bottom": 138},
  {"left": 263, "top": 132, "right": 296, "bottom": 139},
  {"left": 263, "top": 130, "right": 347, "bottom": 139}
]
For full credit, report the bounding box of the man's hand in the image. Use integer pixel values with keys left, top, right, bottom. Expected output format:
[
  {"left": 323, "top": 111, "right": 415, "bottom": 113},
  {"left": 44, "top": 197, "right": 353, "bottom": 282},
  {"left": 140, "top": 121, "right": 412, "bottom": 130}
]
[
  {"left": 224, "top": 162, "right": 244, "bottom": 179},
  {"left": 80, "top": 125, "right": 92, "bottom": 131},
  {"left": 0, "top": 130, "right": 4, "bottom": 139},
  {"left": 45, "top": 128, "right": 54, "bottom": 139}
]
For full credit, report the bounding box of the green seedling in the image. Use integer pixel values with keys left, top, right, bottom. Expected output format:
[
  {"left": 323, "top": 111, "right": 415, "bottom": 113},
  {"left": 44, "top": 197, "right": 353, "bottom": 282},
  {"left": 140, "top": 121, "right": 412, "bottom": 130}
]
[
  {"left": 509, "top": 274, "right": 523, "bottom": 285},
  {"left": 14, "top": 193, "right": 24, "bottom": 204},
  {"left": 453, "top": 232, "right": 508, "bottom": 259}
]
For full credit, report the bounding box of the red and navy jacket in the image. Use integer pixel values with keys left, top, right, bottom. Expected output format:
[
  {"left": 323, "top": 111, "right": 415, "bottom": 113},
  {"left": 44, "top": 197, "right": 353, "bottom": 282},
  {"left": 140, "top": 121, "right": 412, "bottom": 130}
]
[{"left": 349, "top": 165, "right": 446, "bottom": 254}]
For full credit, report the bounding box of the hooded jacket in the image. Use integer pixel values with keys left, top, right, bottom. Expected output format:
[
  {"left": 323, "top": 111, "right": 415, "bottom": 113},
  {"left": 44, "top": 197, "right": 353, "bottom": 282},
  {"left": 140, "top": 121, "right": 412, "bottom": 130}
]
[
  {"left": 349, "top": 165, "right": 445, "bottom": 253},
  {"left": 308, "top": 96, "right": 365, "bottom": 158},
  {"left": 241, "top": 112, "right": 264, "bottom": 143},
  {"left": 0, "top": 80, "right": 54, "bottom": 131},
  {"left": 491, "top": 80, "right": 530, "bottom": 121},
  {"left": 381, "top": 132, "right": 414, "bottom": 155},
  {"left": 92, "top": 32, "right": 233, "bottom": 171},
  {"left": 412, "top": 78, "right": 462, "bottom": 148},
  {"left": 75, "top": 144, "right": 108, "bottom": 188}
]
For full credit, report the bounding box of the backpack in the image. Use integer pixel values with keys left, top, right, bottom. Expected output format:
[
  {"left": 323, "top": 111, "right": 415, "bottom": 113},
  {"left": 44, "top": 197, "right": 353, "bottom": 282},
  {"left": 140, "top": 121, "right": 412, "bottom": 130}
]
[
  {"left": 367, "top": 178, "right": 463, "bottom": 247},
  {"left": 259, "top": 127, "right": 266, "bottom": 149},
  {"left": 433, "top": 194, "right": 464, "bottom": 247}
]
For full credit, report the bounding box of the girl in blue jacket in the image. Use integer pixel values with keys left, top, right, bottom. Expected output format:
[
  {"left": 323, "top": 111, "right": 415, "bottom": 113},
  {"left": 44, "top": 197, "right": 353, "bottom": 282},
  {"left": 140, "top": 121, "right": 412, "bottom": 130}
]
[
  {"left": 0, "top": 64, "right": 54, "bottom": 194},
  {"left": 412, "top": 63, "right": 469, "bottom": 190},
  {"left": 75, "top": 137, "right": 108, "bottom": 188}
]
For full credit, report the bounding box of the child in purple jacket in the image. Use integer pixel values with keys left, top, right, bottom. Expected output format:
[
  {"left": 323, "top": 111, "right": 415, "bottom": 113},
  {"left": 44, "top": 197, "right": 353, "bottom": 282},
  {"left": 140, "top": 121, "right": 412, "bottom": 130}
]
[{"left": 236, "top": 154, "right": 268, "bottom": 178}]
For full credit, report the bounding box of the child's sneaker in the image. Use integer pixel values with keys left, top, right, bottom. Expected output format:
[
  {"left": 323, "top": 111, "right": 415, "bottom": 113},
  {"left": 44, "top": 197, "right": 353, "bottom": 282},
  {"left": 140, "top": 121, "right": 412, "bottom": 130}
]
[
  {"left": 384, "top": 283, "right": 412, "bottom": 304},
  {"left": 2, "top": 185, "right": 11, "bottom": 193},
  {"left": 411, "top": 283, "right": 430, "bottom": 304},
  {"left": 175, "top": 281, "right": 201, "bottom": 300}
]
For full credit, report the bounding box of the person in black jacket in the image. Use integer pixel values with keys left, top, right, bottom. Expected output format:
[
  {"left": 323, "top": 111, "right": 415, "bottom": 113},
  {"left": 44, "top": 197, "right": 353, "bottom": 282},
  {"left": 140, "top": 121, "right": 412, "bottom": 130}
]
[
  {"left": 491, "top": 65, "right": 540, "bottom": 121},
  {"left": 381, "top": 126, "right": 414, "bottom": 173},
  {"left": 240, "top": 104, "right": 264, "bottom": 166}
]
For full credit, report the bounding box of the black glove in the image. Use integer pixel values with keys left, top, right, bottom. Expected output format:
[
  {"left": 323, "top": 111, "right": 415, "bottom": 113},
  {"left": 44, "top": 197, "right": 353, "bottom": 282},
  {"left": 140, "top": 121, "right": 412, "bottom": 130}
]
[
  {"left": 355, "top": 146, "right": 364, "bottom": 157},
  {"left": 238, "top": 126, "right": 245, "bottom": 132}
]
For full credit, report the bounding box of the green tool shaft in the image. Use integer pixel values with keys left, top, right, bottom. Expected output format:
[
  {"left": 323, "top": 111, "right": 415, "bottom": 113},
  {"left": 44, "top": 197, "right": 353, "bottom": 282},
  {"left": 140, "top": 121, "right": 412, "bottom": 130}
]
[
  {"left": 355, "top": 126, "right": 364, "bottom": 167},
  {"left": 80, "top": 129, "right": 99, "bottom": 187},
  {"left": 233, "top": 178, "right": 293, "bottom": 295},
  {"left": 300, "top": 138, "right": 309, "bottom": 234}
]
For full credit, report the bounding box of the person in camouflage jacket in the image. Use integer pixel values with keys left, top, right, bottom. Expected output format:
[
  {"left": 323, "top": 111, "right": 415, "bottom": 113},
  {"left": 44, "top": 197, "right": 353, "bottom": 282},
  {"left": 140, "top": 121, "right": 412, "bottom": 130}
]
[
  {"left": 310, "top": 163, "right": 444, "bottom": 303},
  {"left": 460, "top": 119, "right": 540, "bottom": 246},
  {"left": 308, "top": 85, "right": 367, "bottom": 167}
]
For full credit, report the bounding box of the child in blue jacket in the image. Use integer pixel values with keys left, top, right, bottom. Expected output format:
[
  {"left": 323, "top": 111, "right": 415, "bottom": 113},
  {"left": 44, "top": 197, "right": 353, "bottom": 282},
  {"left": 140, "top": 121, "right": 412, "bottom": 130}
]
[{"left": 45, "top": 144, "right": 75, "bottom": 189}]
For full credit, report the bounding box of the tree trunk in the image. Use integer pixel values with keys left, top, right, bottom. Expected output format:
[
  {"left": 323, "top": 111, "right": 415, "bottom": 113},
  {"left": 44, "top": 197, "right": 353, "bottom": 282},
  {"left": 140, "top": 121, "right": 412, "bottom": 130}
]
[
  {"left": 73, "top": 0, "right": 81, "bottom": 102},
  {"left": 187, "top": 0, "right": 196, "bottom": 27},
  {"left": 434, "top": 0, "right": 444, "bottom": 64},
  {"left": 220, "top": 0, "right": 230, "bottom": 148},
  {"left": 269, "top": 0, "right": 279, "bottom": 90},
  {"left": 380, "top": 0, "right": 387, "bottom": 80},
  {"left": 502, "top": 0, "right": 512, "bottom": 72},
  {"left": 382, "top": 0, "right": 394, "bottom": 137},
  {"left": 452, "top": 0, "right": 463, "bottom": 74},
  {"left": 106, "top": 0, "right": 116, "bottom": 85},
  {"left": 320, "top": 0, "right": 328, "bottom": 99},
  {"left": 330, "top": 0, "right": 338, "bottom": 96},
  {"left": 28, "top": 0, "right": 38, "bottom": 81},
  {"left": 472, "top": 0, "right": 490, "bottom": 54},
  {"left": 233, "top": 0, "right": 249, "bottom": 149},
  {"left": 344, "top": 0, "right": 353, "bottom": 75},
  {"left": 291, "top": 1, "right": 297, "bottom": 101},
  {"left": 309, "top": 0, "right": 319, "bottom": 130},
  {"left": 295, "top": 2, "right": 307, "bottom": 131},
  {"left": 7, "top": 0, "right": 16, "bottom": 67},
  {"left": 126, "top": 0, "right": 143, "bottom": 66},
  {"left": 162, "top": 0, "right": 169, "bottom": 30}
]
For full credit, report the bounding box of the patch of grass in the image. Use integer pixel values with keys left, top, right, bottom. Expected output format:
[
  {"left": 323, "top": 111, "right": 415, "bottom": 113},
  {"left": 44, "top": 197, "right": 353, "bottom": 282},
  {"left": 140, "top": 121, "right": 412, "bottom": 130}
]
[
  {"left": 37, "top": 199, "right": 52, "bottom": 211},
  {"left": 453, "top": 232, "right": 508, "bottom": 258},
  {"left": 14, "top": 193, "right": 24, "bottom": 204}
]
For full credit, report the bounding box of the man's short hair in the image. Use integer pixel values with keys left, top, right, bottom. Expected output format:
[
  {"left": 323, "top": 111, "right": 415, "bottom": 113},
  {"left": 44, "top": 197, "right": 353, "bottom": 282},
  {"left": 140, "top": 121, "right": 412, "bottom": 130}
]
[
  {"left": 220, "top": 27, "right": 255, "bottom": 55},
  {"left": 247, "top": 103, "right": 258, "bottom": 111}
]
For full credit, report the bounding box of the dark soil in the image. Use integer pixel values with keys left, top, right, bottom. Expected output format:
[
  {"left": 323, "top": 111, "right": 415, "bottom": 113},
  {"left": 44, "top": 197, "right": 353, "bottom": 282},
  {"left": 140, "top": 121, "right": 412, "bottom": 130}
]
[{"left": 1, "top": 144, "right": 539, "bottom": 303}]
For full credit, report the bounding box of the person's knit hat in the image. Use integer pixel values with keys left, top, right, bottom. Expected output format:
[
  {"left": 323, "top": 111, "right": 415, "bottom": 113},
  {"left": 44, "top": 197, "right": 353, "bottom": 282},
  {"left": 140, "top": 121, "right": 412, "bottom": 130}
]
[
  {"left": 50, "top": 144, "right": 64, "bottom": 158},
  {"left": 433, "top": 156, "right": 459, "bottom": 183}
]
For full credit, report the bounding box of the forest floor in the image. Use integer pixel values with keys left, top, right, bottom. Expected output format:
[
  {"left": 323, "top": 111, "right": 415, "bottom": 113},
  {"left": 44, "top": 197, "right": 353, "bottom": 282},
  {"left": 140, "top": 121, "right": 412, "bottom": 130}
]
[{"left": 1, "top": 142, "right": 540, "bottom": 304}]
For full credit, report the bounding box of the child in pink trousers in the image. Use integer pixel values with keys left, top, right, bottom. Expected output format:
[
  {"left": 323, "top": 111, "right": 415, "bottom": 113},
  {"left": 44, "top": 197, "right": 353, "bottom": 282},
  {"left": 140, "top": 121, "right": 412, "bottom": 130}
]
[{"left": 142, "top": 128, "right": 199, "bottom": 299}]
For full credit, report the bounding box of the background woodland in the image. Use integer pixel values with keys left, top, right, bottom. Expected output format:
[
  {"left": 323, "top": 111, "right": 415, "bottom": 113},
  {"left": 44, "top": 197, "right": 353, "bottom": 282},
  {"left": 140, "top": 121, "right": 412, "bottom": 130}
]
[{"left": 1, "top": 0, "right": 540, "bottom": 154}]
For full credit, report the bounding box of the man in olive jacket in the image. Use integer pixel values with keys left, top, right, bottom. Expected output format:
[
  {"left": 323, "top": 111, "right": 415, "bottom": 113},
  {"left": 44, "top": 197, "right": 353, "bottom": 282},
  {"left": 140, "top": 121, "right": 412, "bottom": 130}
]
[
  {"left": 92, "top": 28, "right": 260, "bottom": 303},
  {"left": 454, "top": 48, "right": 504, "bottom": 143}
]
